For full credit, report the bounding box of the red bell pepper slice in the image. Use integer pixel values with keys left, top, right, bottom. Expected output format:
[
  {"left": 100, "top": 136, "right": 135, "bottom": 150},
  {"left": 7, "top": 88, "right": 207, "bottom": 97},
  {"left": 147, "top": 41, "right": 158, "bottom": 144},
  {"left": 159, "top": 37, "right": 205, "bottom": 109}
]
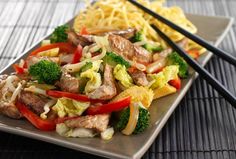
[
  {"left": 72, "top": 45, "right": 82, "bottom": 64},
  {"left": 80, "top": 27, "right": 89, "bottom": 35},
  {"left": 30, "top": 42, "right": 76, "bottom": 56},
  {"left": 23, "top": 61, "right": 28, "bottom": 68},
  {"left": 169, "top": 76, "right": 181, "bottom": 90},
  {"left": 46, "top": 90, "right": 103, "bottom": 103},
  {"left": 16, "top": 101, "right": 56, "bottom": 131},
  {"left": 13, "top": 64, "right": 24, "bottom": 74},
  {"left": 86, "top": 96, "right": 131, "bottom": 115},
  {"left": 187, "top": 49, "right": 200, "bottom": 59}
]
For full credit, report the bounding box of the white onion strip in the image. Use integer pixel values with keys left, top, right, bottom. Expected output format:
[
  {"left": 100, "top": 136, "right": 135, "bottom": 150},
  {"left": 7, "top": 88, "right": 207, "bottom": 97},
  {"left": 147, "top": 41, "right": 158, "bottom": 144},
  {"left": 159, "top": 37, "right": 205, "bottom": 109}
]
[
  {"left": 40, "top": 100, "right": 57, "bottom": 119},
  {"left": 5, "top": 76, "right": 18, "bottom": 92},
  {"left": 127, "top": 59, "right": 146, "bottom": 72},
  {"left": 10, "top": 83, "right": 22, "bottom": 103},
  {"left": 24, "top": 86, "right": 47, "bottom": 96},
  {"left": 146, "top": 58, "right": 166, "bottom": 74},
  {"left": 122, "top": 103, "right": 139, "bottom": 135}
]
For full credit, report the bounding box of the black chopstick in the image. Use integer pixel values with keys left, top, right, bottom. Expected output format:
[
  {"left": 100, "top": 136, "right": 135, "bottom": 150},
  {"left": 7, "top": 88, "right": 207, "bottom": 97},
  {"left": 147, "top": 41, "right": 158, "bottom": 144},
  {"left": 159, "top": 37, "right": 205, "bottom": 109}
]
[
  {"left": 127, "top": 0, "right": 236, "bottom": 67},
  {"left": 151, "top": 24, "right": 236, "bottom": 107}
]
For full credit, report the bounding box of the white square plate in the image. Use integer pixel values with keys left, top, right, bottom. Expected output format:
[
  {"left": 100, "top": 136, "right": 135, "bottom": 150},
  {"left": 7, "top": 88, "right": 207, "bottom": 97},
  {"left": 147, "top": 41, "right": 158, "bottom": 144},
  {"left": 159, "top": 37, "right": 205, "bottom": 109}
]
[{"left": 0, "top": 14, "right": 233, "bottom": 159}]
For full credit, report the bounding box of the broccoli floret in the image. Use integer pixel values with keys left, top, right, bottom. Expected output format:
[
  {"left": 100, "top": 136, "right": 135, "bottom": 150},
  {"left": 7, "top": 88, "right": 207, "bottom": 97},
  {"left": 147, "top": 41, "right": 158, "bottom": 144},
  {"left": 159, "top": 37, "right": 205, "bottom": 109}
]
[
  {"left": 29, "top": 60, "right": 61, "bottom": 84},
  {"left": 131, "top": 31, "right": 162, "bottom": 53},
  {"left": 143, "top": 43, "right": 163, "bottom": 53},
  {"left": 50, "top": 25, "right": 69, "bottom": 43},
  {"left": 116, "top": 106, "right": 150, "bottom": 134},
  {"left": 131, "top": 31, "right": 144, "bottom": 42},
  {"left": 103, "top": 52, "right": 130, "bottom": 68},
  {"left": 167, "top": 52, "right": 188, "bottom": 78}
]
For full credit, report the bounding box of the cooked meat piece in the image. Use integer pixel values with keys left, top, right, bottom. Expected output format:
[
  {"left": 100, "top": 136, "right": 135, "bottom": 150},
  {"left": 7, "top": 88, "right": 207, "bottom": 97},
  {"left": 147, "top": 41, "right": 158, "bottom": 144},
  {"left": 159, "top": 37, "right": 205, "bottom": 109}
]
[
  {"left": 129, "top": 69, "right": 149, "bottom": 86},
  {"left": 108, "top": 34, "right": 152, "bottom": 64},
  {"left": 57, "top": 70, "right": 79, "bottom": 93},
  {"left": 26, "top": 56, "right": 59, "bottom": 67},
  {"left": 153, "top": 48, "right": 172, "bottom": 61},
  {"left": 0, "top": 75, "right": 22, "bottom": 119},
  {"left": 59, "top": 53, "right": 74, "bottom": 65},
  {"left": 0, "top": 74, "right": 8, "bottom": 89},
  {"left": 90, "top": 28, "right": 136, "bottom": 39},
  {"left": 153, "top": 38, "right": 188, "bottom": 61},
  {"left": 65, "top": 114, "right": 110, "bottom": 132},
  {"left": 19, "top": 91, "right": 49, "bottom": 115},
  {"left": 67, "top": 31, "right": 94, "bottom": 47},
  {"left": 88, "top": 64, "right": 117, "bottom": 100},
  {"left": 0, "top": 102, "right": 22, "bottom": 119},
  {"left": 109, "top": 28, "right": 136, "bottom": 39}
]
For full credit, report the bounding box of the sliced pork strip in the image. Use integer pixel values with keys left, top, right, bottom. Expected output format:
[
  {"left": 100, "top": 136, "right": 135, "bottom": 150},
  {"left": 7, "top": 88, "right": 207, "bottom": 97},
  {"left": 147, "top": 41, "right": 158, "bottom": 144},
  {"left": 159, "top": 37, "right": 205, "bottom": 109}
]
[
  {"left": 59, "top": 53, "right": 74, "bottom": 65},
  {"left": 90, "top": 28, "right": 136, "bottom": 39},
  {"left": 0, "top": 102, "right": 22, "bottom": 119},
  {"left": 153, "top": 38, "right": 189, "bottom": 61},
  {"left": 108, "top": 34, "right": 152, "bottom": 64},
  {"left": 129, "top": 70, "right": 149, "bottom": 86},
  {"left": 88, "top": 64, "right": 117, "bottom": 100},
  {"left": 57, "top": 70, "right": 79, "bottom": 93},
  {"left": 65, "top": 114, "right": 110, "bottom": 132},
  {"left": 0, "top": 74, "right": 8, "bottom": 89},
  {"left": 0, "top": 75, "right": 22, "bottom": 119},
  {"left": 109, "top": 28, "right": 136, "bottom": 39},
  {"left": 67, "top": 31, "right": 94, "bottom": 47},
  {"left": 19, "top": 91, "right": 49, "bottom": 115}
]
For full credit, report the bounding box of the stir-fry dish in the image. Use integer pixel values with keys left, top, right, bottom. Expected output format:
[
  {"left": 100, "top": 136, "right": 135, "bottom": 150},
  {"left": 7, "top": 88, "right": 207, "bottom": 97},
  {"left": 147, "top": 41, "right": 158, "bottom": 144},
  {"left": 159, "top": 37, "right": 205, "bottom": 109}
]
[{"left": 0, "top": 0, "right": 205, "bottom": 140}]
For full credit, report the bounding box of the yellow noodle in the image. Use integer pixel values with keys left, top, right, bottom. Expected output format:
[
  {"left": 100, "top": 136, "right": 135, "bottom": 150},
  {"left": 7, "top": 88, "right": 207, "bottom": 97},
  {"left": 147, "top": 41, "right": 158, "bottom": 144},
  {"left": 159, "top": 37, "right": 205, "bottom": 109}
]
[{"left": 74, "top": 0, "right": 205, "bottom": 53}]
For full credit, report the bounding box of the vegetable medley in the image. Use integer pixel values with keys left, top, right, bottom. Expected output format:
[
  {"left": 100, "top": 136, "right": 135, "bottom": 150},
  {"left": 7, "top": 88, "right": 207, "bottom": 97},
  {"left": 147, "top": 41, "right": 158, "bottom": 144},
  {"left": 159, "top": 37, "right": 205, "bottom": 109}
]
[{"left": 0, "top": 22, "right": 200, "bottom": 140}]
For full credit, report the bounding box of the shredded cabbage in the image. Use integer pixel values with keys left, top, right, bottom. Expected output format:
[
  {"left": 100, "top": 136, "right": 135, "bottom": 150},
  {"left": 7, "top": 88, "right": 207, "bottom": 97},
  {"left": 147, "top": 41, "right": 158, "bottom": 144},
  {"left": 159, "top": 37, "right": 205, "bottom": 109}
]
[
  {"left": 101, "top": 127, "right": 114, "bottom": 140},
  {"left": 67, "top": 128, "right": 96, "bottom": 138},
  {"left": 24, "top": 85, "right": 47, "bottom": 96},
  {"left": 56, "top": 123, "right": 96, "bottom": 138},
  {"left": 113, "top": 64, "right": 133, "bottom": 88},
  {"left": 52, "top": 97, "right": 90, "bottom": 118},
  {"left": 149, "top": 65, "right": 179, "bottom": 90},
  {"left": 80, "top": 60, "right": 102, "bottom": 93},
  {"left": 56, "top": 123, "right": 70, "bottom": 136}
]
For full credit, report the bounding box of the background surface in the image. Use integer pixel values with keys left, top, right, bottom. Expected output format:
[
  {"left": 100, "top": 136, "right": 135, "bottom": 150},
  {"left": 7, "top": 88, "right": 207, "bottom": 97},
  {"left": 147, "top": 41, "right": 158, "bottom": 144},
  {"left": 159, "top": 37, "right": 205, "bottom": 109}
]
[{"left": 0, "top": 0, "right": 235, "bottom": 159}]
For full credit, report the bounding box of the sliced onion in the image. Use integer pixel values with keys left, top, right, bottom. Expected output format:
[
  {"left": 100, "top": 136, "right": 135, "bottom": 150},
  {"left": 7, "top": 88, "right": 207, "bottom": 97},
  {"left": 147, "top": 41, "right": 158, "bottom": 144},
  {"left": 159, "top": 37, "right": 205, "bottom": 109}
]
[
  {"left": 91, "top": 47, "right": 106, "bottom": 61},
  {"left": 146, "top": 58, "right": 166, "bottom": 74},
  {"left": 64, "top": 59, "right": 90, "bottom": 73},
  {"left": 24, "top": 85, "right": 47, "bottom": 96},
  {"left": 127, "top": 59, "right": 146, "bottom": 71},
  {"left": 82, "top": 45, "right": 90, "bottom": 56},
  {"left": 122, "top": 103, "right": 139, "bottom": 135},
  {"left": 89, "top": 44, "right": 101, "bottom": 53},
  {"left": 40, "top": 100, "right": 57, "bottom": 119},
  {"left": 5, "top": 75, "right": 18, "bottom": 92},
  {"left": 18, "top": 59, "right": 25, "bottom": 68},
  {"left": 10, "top": 83, "right": 22, "bottom": 102},
  {"left": 133, "top": 41, "right": 147, "bottom": 46}
]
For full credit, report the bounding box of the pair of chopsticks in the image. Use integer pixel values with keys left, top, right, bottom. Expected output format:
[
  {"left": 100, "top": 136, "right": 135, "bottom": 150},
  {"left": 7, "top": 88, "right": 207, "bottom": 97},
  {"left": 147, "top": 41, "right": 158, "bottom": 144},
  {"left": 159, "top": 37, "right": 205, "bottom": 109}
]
[{"left": 127, "top": 0, "right": 236, "bottom": 107}]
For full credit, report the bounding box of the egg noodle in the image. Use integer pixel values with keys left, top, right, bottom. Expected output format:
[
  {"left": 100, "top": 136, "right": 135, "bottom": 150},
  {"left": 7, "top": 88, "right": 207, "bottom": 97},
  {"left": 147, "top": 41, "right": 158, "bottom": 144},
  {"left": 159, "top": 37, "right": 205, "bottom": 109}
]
[{"left": 73, "top": 0, "right": 206, "bottom": 54}]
